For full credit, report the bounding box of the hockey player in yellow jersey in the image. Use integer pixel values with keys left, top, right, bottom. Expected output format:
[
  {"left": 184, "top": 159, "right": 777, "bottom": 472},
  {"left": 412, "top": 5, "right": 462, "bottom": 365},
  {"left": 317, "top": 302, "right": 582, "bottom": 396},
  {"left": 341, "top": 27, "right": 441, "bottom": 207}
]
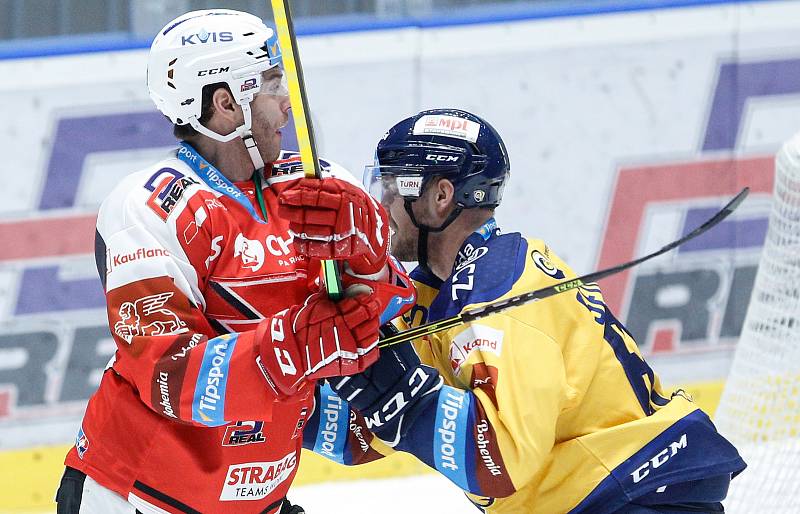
[{"left": 316, "top": 109, "right": 745, "bottom": 513}]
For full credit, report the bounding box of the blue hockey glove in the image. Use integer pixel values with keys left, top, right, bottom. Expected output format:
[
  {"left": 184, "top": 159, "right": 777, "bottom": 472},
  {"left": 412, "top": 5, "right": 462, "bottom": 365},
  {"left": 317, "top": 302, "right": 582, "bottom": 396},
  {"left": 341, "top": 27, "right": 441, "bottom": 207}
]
[{"left": 328, "top": 324, "right": 443, "bottom": 447}]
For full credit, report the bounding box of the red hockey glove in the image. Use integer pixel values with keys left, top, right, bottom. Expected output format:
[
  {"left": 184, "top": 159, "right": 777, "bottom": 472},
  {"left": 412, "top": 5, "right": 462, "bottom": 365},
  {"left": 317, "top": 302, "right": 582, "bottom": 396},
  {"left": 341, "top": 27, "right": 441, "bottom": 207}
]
[
  {"left": 278, "top": 178, "right": 390, "bottom": 276},
  {"left": 255, "top": 293, "right": 382, "bottom": 399},
  {"left": 342, "top": 255, "right": 416, "bottom": 325}
]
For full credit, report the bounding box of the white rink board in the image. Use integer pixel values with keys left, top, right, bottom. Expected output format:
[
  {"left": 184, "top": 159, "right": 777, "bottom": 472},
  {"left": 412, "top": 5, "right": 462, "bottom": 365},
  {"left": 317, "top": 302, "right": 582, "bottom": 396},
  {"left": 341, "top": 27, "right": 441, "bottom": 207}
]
[
  {"left": 26, "top": 473, "right": 476, "bottom": 514},
  {"left": 1, "top": 1, "right": 800, "bottom": 449}
]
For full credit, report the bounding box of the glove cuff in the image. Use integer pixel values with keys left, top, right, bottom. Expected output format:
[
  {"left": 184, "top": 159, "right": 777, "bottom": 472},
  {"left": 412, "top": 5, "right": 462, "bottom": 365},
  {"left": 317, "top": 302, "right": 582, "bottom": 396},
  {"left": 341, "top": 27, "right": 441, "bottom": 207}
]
[
  {"left": 346, "top": 200, "right": 390, "bottom": 276},
  {"left": 341, "top": 259, "right": 416, "bottom": 325},
  {"left": 360, "top": 365, "right": 443, "bottom": 447},
  {"left": 255, "top": 317, "right": 308, "bottom": 399}
]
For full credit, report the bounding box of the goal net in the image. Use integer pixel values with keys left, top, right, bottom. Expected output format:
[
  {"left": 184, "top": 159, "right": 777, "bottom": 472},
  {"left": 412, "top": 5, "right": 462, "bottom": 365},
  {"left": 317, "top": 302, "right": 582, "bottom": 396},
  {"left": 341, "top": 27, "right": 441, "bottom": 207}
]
[{"left": 714, "top": 133, "right": 800, "bottom": 513}]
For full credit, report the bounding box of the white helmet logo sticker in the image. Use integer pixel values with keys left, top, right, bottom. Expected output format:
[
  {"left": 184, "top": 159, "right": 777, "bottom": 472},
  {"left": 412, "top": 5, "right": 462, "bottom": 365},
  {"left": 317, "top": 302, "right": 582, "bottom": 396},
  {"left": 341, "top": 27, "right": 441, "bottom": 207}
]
[
  {"left": 473, "top": 190, "right": 486, "bottom": 203},
  {"left": 397, "top": 176, "right": 424, "bottom": 197},
  {"left": 413, "top": 115, "right": 480, "bottom": 143}
]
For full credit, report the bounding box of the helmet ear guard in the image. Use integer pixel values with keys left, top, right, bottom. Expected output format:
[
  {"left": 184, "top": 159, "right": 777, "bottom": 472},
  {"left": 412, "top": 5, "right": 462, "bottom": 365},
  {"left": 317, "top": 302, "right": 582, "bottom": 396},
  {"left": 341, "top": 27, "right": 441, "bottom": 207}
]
[{"left": 455, "top": 172, "right": 507, "bottom": 209}]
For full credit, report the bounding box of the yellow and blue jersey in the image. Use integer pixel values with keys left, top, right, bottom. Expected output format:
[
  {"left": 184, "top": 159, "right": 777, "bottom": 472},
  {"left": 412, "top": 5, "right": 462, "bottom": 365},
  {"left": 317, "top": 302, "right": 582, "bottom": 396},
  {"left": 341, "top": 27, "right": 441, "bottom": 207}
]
[{"left": 303, "top": 220, "right": 745, "bottom": 513}]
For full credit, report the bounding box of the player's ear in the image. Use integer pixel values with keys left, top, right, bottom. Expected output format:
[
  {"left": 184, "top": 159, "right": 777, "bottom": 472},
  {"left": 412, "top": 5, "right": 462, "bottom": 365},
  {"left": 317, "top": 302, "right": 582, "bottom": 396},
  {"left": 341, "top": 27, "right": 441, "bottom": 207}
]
[
  {"left": 210, "top": 87, "right": 240, "bottom": 124},
  {"left": 432, "top": 178, "right": 455, "bottom": 215}
]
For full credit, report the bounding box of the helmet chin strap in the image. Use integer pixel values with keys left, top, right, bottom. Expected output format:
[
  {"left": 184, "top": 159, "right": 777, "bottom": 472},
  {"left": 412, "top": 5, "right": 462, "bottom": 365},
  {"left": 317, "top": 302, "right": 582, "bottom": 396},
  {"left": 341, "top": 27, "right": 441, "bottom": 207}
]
[
  {"left": 403, "top": 199, "right": 462, "bottom": 278},
  {"left": 239, "top": 103, "right": 266, "bottom": 171},
  {"left": 188, "top": 101, "right": 265, "bottom": 172}
]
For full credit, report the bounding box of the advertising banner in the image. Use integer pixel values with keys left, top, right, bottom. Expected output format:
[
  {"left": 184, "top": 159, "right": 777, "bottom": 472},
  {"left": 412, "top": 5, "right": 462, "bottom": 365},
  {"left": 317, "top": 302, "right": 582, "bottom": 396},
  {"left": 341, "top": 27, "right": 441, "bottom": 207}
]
[{"left": 2, "top": 1, "right": 800, "bottom": 449}]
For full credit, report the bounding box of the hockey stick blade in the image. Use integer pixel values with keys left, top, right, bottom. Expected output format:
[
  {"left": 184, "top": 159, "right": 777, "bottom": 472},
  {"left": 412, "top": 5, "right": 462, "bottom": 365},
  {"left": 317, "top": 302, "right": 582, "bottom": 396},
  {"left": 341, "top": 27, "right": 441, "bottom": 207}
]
[{"left": 379, "top": 187, "right": 749, "bottom": 348}]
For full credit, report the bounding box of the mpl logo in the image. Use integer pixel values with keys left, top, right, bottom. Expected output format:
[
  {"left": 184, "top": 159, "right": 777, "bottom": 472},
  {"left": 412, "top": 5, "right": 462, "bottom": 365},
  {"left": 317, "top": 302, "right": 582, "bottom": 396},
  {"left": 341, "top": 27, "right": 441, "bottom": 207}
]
[
  {"left": 595, "top": 57, "right": 797, "bottom": 356},
  {"left": 414, "top": 114, "right": 481, "bottom": 143}
]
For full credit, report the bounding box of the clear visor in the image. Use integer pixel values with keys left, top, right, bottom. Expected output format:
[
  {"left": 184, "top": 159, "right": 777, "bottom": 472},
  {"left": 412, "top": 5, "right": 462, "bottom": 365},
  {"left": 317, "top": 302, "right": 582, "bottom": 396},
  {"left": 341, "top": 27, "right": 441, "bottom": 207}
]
[
  {"left": 363, "top": 166, "right": 425, "bottom": 204},
  {"left": 256, "top": 69, "right": 289, "bottom": 97}
]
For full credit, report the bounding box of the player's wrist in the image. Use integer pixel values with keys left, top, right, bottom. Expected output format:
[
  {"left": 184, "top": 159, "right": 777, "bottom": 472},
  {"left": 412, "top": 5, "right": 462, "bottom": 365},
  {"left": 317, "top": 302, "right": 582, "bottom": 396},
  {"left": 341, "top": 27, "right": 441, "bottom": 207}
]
[{"left": 329, "top": 336, "right": 443, "bottom": 447}]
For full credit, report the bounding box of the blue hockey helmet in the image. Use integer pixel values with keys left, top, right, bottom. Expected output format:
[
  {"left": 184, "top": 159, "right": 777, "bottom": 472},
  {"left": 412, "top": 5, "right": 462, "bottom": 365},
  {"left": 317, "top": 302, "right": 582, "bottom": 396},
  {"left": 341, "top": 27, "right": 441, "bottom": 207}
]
[{"left": 364, "top": 108, "right": 510, "bottom": 209}]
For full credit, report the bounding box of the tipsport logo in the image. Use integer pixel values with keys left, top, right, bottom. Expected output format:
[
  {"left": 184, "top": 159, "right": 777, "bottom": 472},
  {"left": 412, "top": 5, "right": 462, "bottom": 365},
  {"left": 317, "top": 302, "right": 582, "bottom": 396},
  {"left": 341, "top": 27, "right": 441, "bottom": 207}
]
[
  {"left": 594, "top": 58, "right": 799, "bottom": 356},
  {"left": 193, "top": 333, "right": 238, "bottom": 427}
]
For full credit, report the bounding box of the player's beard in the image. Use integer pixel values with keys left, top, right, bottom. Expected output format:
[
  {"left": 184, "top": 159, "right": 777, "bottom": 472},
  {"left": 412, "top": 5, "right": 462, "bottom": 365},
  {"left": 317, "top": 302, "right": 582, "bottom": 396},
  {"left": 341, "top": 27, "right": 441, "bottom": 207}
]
[
  {"left": 389, "top": 223, "right": 418, "bottom": 262},
  {"left": 251, "top": 104, "right": 286, "bottom": 164}
]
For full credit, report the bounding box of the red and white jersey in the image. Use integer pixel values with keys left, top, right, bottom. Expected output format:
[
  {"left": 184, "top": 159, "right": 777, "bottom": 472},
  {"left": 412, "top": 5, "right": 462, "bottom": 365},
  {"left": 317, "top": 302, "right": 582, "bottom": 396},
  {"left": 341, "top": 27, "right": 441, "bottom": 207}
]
[{"left": 64, "top": 149, "right": 349, "bottom": 514}]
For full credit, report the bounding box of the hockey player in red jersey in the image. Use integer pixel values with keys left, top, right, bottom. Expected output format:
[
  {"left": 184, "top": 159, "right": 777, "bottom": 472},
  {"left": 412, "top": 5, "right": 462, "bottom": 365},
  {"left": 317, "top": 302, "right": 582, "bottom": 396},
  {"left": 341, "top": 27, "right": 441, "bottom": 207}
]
[{"left": 54, "top": 9, "right": 414, "bottom": 514}]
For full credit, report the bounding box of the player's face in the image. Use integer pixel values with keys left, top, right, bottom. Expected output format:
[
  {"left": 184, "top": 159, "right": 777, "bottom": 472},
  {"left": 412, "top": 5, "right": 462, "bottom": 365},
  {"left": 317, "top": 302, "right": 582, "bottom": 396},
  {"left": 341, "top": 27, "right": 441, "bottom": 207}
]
[
  {"left": 381, "top": 180, "right": 420, "bottom": 262},
  {"left": 250, "top": 68, "right": 290, "bottom": 163}
]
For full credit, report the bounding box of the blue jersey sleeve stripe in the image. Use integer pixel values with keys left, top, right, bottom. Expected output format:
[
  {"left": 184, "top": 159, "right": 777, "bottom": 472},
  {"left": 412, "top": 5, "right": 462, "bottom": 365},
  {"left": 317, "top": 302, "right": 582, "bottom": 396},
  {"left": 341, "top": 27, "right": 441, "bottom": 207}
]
[
  {"left": 312, "top": 383, "right": 349, "bottom": 464},
  {"left": 433, "top": 385, "right": 472, "bottom": 490},
  {"left": 570, "top": 409, "right": 746, "bottom": 513},
  {"left": 191, "top": 333, "right": 238, "bottom": 427}
]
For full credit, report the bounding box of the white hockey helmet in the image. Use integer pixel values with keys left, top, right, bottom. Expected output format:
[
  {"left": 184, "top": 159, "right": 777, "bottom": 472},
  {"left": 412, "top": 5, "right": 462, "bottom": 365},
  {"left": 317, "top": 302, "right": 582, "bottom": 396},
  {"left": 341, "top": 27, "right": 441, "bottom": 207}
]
[{"left": 147, "top": 9, "right": 283, "bottom": 168}]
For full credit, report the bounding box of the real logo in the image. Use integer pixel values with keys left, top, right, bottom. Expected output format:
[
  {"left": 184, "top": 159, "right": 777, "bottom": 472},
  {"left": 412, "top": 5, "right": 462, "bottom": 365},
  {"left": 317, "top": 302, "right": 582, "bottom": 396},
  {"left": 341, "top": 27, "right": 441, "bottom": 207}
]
[
  {"left": 241, "top": 78, "right": 258, "bottom": 92},
  {"left": 144, "top": 168, "right": 199, "bottom": 221},
  {"left": 223, "top": 421, "right": 266, "bottom": 446}
]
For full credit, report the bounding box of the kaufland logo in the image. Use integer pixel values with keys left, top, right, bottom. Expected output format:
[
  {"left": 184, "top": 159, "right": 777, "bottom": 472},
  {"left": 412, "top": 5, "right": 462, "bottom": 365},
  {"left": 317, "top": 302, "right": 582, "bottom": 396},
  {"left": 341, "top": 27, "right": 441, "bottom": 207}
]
[
  {"left": 449, "top": 325, "right": 503, "bottom": 373},
  {"left": 596, "top": 57, "right": 785, "bottom": 357},
  {"left": 107, "top": 248, "right": 170, "bottom": 274}
]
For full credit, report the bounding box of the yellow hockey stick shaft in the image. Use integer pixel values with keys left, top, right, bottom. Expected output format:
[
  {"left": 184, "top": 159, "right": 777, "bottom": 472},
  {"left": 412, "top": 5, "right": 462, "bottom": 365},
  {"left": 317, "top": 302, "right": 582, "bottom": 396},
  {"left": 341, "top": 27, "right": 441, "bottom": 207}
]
[{"left": 270, "top": 0, "right": 343, "bottom": 299}]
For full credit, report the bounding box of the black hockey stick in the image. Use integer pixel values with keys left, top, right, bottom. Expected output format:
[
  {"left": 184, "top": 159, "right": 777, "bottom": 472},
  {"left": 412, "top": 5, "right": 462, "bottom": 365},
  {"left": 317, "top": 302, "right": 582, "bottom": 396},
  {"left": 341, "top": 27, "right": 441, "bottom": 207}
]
[{"left": 379, "top": 187, "right": 749, "bottom": 348}]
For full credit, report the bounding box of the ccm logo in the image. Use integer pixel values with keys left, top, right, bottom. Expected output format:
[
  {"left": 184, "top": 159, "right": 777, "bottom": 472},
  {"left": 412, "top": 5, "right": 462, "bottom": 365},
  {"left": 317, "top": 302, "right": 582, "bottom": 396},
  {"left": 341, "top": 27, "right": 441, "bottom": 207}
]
[
  {"left": 198, "top": 67, "right": 230, "bottom": 76},
  {"left": 425, "top": 154, "right": 459, "bottom": 163},
  {"left": 631, "top": 433, "right": 687, "bottom": 483}
]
